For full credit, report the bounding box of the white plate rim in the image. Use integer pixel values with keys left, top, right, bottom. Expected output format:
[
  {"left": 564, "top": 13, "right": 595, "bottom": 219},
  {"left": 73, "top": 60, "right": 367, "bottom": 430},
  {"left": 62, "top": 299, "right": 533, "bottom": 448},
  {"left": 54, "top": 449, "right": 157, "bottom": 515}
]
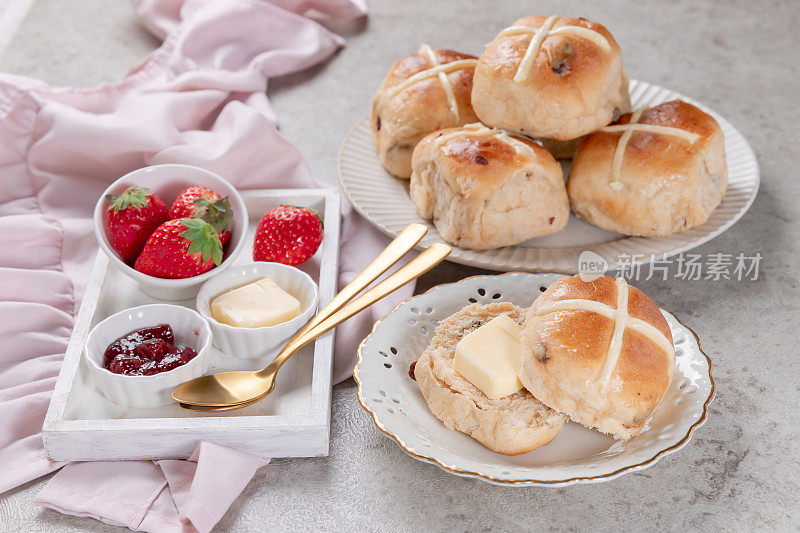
[
  {"left": 354, "top": 272, "right": 716, "bottom": 486},
  {"left": 338, "top": 79, "right": 760, "bottom": 273}
]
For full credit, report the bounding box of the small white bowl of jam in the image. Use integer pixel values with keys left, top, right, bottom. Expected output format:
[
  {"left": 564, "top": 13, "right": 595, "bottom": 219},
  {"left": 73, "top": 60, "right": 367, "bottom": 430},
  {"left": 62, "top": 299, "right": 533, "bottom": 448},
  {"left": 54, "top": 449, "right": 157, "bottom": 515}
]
[{"left": 84, "top": 304, "right": 212, "bottom": 407}]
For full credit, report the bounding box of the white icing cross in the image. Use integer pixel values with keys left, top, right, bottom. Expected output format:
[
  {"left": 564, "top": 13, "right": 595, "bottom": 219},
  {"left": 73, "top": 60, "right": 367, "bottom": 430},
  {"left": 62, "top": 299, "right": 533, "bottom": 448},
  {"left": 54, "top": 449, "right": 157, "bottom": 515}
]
[
  {"left": 600, "top": 106, "right": 702, "bottom": 188},
  {"left": 534, "top": 277, "right": 674, "bottom": 391},
  {"left": 387, "top": 44, "right": 478, "bottom": 121},
  {"left": 432, "top": 123, "right": 539, "bottom": 161},
  {"left": 495, "top": 16, "right": 612, "bottom": 83}
]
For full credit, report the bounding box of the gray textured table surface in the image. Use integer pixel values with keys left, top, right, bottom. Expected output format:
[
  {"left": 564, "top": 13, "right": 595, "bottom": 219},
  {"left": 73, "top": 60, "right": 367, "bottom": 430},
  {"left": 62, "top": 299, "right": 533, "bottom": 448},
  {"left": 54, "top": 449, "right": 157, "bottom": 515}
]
[{"left": 1, "top": 0, "right": 798, "bottom": 531}]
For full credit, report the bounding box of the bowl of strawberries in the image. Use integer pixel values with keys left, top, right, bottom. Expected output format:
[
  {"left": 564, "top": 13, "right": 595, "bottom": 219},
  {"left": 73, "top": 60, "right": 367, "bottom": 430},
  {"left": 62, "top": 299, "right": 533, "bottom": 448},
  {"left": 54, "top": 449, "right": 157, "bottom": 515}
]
[{"left": 94, "top": 164, "right": 248, "bottom": 300}]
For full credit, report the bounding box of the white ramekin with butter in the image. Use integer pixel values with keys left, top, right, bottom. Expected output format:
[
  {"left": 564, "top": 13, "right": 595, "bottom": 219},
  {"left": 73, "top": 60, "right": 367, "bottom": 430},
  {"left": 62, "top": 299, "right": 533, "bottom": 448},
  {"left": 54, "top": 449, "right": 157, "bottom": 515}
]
[{"left": 196, "top": 262, "right": 318, "bottom": 359}]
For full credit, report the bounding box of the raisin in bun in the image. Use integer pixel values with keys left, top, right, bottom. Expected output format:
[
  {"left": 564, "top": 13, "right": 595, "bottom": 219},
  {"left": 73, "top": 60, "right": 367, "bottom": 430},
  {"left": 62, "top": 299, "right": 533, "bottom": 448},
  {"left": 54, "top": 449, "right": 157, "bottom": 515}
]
[
  {"left": 409, "top": 123, "right": 569, "bottom": 250},
  {"left": 519, "top": 275, "right": 675, "bottom": 440},
  {"left": 415, "top": 302, "right": 567, "bottom": 455},
  {"left": 472, "top": 15, "right": 630, "bottom": 143},
  {"left": 371, "top": 44, "right": 479, "bottom": 178},
  {"left": 567, "top": 100, "right": 727, "bottom": 236}
]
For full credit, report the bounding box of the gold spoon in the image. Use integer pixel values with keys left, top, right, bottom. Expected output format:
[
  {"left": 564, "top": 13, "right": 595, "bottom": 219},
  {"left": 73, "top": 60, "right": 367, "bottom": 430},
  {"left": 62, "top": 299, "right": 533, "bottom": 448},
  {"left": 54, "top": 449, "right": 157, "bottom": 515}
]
[
  {"left": 173, "top": 227, "right": 450, "bottom": 410},
  {"left": 173, "top": 241, "right": 450, "bottom": 410},
  {"left": 178, "top": 399, "right": 261, "bottom": 412},
  {"left": 175, "top": 223, "right": 429, "bottom": 411}
]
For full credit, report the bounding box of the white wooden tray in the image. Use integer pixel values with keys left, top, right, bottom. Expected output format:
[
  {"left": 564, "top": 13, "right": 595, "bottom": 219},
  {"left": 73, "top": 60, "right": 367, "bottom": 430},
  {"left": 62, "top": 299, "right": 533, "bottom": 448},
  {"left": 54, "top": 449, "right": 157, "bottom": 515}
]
[{"left": 42, "top": 189, "right": 340, "bottom": 461}]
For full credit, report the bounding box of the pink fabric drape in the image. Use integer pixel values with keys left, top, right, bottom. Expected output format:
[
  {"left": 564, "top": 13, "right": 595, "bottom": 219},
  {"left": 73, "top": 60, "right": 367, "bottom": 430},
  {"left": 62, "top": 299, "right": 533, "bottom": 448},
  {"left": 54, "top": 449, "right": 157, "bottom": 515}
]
[
  {"left": 0, "top": 0, "right": 399, "bottom": 530},
  {"left": 35, "top": 442, "right": 269, "bottom": 532}
]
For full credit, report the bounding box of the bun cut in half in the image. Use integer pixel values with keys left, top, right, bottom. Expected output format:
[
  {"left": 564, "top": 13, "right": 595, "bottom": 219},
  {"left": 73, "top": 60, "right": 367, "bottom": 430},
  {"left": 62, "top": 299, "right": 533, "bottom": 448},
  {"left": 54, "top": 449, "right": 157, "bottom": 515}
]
[
  {"left": 519, "top": 275, "right": 675, "bottom": 440},
  {"left": 410, "top": 123, "right": 569, "bottom": 250},
  {"left": 415, "top": 302, "right": 567, "bottom": 455},
  {"left": 567, "top": 100, "right": 727, "bottom": 236},
  {"left": 472, "top": 15, "right": 630, "bottom": 142},
  {"left": 371, "top": 44, "right": 479, "bottom": 178}
]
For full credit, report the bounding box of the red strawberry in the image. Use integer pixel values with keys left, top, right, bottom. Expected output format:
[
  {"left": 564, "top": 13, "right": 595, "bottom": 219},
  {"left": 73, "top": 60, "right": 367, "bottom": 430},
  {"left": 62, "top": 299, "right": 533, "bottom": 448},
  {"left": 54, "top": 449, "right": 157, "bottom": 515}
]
[
  {"left": 134, "top": 218, "right": 223, "bottom": 279},
  {"left": 105, "top": 186, "right": 169, "bottom": 264},
  {"left": 253, "top": 206, "right": 323, "bottom": 266},
  {"left": 169, "top": 186, "right": 233, "bottom": 245}
]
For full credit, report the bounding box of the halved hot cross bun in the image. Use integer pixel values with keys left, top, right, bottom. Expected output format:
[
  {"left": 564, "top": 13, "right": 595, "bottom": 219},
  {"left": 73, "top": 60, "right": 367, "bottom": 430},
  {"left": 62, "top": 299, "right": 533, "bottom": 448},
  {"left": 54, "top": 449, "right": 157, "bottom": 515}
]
[
  {"left": 519, "top": 275, "right": 675, "bottom": 440},
  {"left": 415, "top": 302, "right": 567, "bottom": 455}
]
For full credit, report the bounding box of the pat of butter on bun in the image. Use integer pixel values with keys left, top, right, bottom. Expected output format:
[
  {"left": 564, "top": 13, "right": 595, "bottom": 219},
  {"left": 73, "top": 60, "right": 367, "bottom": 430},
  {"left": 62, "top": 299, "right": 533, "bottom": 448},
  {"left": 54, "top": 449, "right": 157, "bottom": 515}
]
[
  {"left": 453, "top": 314, "right": 524, "bottom": 399},
  {"left": 211, "top": 278, "right": 301, "bottom": 328}
]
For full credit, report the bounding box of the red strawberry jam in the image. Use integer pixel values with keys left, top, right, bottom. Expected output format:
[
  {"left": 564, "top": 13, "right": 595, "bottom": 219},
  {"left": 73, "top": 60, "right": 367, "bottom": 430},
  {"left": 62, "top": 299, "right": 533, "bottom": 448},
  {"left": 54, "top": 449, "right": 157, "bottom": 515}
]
[
  {"left": 133, "top": 338, "right": 172, "bottom": 361},
  {"left": 107, "top": 355, "right": 146, "bottom": 375},
  {"left": 104, "top": 323, "right": 173, "bottom": 365},
  {"left": 103, "top": 324, "right": 198, "bottom": 376}
]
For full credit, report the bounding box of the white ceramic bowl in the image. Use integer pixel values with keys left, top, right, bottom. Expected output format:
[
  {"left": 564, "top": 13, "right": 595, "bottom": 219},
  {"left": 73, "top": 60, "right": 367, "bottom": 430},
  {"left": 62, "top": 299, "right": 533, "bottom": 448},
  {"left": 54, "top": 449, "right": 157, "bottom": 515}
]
[
  {"left": 84, "top": 304, "right": 213, "bottom": 408},
  {"left": 93, "top": 164, "right": 249, "bottom": 300},
  {"left": 196, "top": 262, "right": 318, "bottom": 359}
]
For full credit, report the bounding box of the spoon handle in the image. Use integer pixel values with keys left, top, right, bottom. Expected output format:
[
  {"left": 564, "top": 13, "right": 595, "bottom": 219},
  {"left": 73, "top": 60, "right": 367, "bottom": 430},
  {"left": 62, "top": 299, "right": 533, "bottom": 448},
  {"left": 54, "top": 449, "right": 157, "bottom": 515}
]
[
  {"left": 258, "top": 242, "right": 451, "bottom": 377},
  {"left": 294, "top": 223, "right": 427, "bottom": 340}
]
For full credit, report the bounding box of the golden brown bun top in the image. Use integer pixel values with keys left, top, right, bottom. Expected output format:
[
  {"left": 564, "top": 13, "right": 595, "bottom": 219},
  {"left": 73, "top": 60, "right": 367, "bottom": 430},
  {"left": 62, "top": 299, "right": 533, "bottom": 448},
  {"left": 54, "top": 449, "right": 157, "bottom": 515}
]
[
  {"left": 523, "top": 274, "right": 676, "bottom": 436},
  {"left": 535, "top": 275, "right": 675, "bottom": 425},
  {"left": 389, "top": 49, "right": 477, "bottom": 79},
  {"left": 545, "top": 275, "right": 672, "bottom": 343},
  {"left": 534, "top": 275, "right": 673, "bottom": 409},
  {"left": 483, "top": 16, "right": 621, "bottom": 87},
  {"left": 384, "top": 48, "right": 477, "bottom": 96},
  {"left": 415, "top": 125, "right": 561, "bottom": 196},
  {"left": 579, "top": 99, "right": 722, "bottom": 168},
  {"left": 439, "top": 130, "right": 542, "bottom": 165}
]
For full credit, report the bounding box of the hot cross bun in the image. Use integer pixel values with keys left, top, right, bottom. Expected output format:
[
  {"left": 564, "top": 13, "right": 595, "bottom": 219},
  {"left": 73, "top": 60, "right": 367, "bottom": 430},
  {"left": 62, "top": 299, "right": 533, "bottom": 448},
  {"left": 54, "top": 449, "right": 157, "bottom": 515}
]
[
  {"left": 371, "top": 45, "right": 479, "bottom": 178},
  {"left": 472, "top": 16, "right": 630, "bottom": 148},
  {"left": 409, "top": 123, "right": 569, "bottom": 250},
  {"left": 520, "top": 275, "right": 675, "bottom": 440},
  {"left": 567, "top": 100, "right": 727, "bottom": 236}
]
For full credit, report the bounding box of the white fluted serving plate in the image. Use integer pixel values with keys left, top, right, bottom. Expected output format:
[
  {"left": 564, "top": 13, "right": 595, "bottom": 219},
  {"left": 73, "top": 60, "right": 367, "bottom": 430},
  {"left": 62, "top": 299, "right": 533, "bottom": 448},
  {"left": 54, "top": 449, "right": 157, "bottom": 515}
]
[
  {"left": 339, "top": 80, "right": 759, "bottom": 273},
  {"left": 355, "top": 273, "right": 714, "bottom": 486}
]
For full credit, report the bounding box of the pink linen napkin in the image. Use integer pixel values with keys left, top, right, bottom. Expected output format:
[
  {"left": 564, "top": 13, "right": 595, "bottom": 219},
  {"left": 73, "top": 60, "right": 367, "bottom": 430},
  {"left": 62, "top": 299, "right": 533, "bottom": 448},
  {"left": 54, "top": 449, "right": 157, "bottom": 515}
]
[
  {"left": 0, "top": 0, "right": 404, "bottom": 530},
  {"left": 34, "top": 442, "right": 269, "bottom": 532}
]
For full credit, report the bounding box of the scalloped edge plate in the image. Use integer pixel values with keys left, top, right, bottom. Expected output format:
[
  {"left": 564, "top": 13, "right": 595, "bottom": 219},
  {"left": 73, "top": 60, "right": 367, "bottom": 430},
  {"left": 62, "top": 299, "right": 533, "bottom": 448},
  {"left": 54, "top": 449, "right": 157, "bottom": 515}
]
[
  {"left": 355, "top": 273, "right": 714, "bottom": 486},
  {"left": 339, "top": 80, "right": 759, "bottom": 273}
]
